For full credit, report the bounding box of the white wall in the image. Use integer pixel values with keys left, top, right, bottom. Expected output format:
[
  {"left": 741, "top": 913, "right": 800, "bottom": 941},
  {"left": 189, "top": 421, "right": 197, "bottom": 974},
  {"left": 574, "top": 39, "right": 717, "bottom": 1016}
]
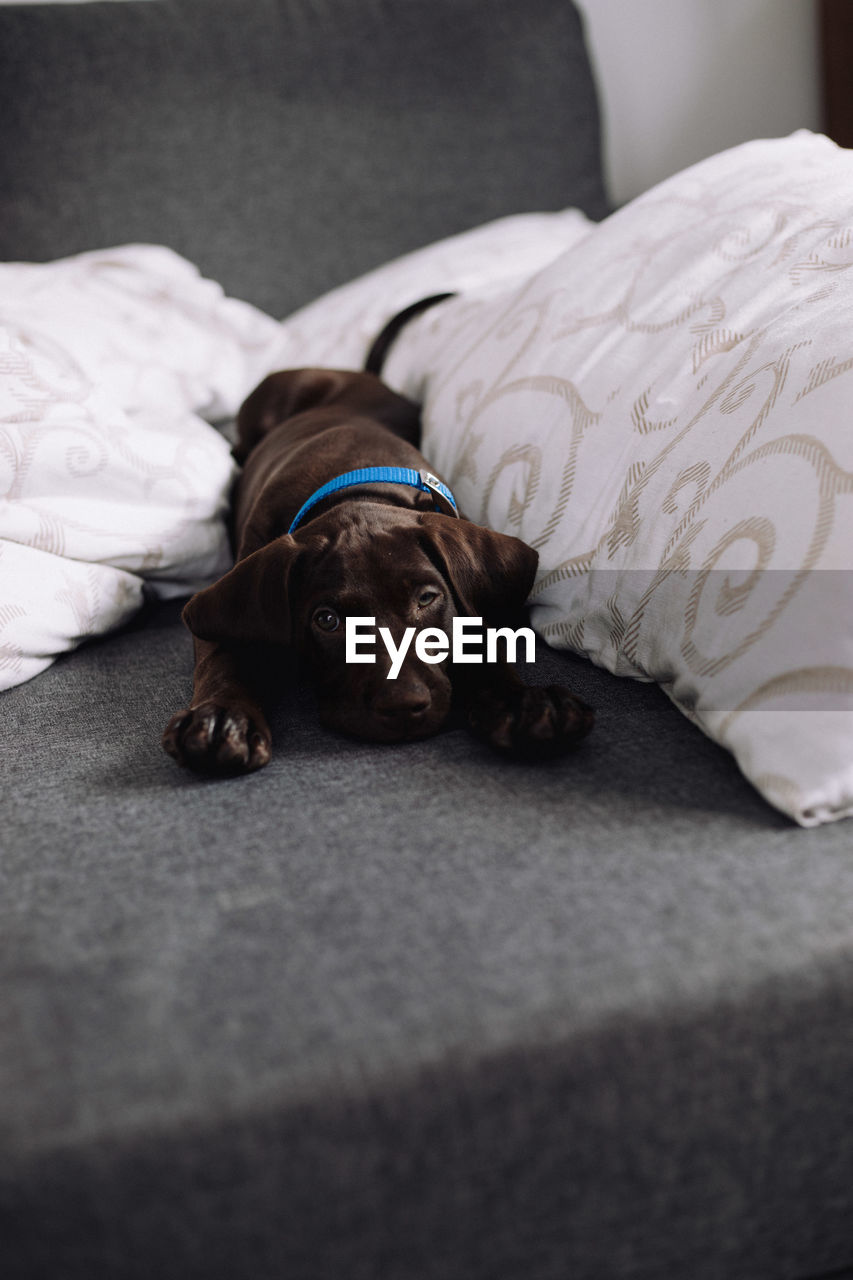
[{"left": 574, "top": 0, "right": 822, "bottom": 206}]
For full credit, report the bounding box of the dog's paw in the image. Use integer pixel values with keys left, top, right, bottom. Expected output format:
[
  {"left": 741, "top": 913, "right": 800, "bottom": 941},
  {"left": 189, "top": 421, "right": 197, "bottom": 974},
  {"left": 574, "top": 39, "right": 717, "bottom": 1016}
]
[
  {"left": 468, "top": 683, "right": 594, "bottom": 760},
  {"left": 162, "top": 701, "right": 272, "bottom": 775}
]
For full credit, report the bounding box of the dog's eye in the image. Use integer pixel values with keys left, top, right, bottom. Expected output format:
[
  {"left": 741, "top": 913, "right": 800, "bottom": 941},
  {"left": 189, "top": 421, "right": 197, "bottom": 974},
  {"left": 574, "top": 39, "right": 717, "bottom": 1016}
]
[
  {"left": 417, "top": 588, "right": 441, "bottom": 608},
  {"left": 312, "top": 607, "right": 341, "bottom": 632}
]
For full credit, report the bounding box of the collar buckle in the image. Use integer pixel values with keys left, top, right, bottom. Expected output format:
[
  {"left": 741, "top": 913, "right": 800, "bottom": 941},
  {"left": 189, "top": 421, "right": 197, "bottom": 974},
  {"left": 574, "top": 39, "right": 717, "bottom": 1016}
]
[{"left": 420, "top": 470, "right": 459, "bottom": 519}]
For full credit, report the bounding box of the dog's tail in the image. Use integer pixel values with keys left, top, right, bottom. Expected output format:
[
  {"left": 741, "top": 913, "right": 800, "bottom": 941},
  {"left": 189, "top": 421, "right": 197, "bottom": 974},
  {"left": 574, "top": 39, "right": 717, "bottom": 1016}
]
[{"left": 364, "top": 293, "right": 456, "bottom": 378}]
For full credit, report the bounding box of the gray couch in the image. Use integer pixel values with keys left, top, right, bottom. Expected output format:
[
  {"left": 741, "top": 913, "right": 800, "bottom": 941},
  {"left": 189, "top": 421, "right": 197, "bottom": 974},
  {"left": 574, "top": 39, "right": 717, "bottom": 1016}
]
[{"left": 2, "top": 3, "right": 853, "bottom": 1278}]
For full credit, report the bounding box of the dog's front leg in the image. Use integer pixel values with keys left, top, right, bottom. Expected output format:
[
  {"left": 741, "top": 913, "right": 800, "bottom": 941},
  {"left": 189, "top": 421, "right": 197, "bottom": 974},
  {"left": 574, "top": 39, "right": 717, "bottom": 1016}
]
[
  {"left": 162, "top": 638, "right": 272, "bottom": 775},
  {"left": 454, "top": 658, "right": 594, "bottom": 761}
]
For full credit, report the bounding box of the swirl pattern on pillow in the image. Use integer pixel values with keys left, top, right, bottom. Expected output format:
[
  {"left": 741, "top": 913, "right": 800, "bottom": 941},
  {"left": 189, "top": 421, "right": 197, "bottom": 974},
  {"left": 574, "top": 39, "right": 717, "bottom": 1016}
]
[{"left": 385, "top": 133, "right": 853, "bottom": 826}]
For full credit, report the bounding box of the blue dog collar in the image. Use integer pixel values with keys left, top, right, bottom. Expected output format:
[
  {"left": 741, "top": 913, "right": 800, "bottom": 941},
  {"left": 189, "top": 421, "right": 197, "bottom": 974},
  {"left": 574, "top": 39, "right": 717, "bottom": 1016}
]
[{"left": 287, "top": 466, "right": 459, "bottom": 533}]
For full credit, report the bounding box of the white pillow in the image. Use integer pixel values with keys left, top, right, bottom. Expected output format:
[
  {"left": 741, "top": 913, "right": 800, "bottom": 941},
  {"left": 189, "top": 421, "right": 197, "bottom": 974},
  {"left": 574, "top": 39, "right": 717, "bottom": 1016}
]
[
  {"left": 275, "top": 209, "right": 594, "bottom": 367},
  {"left": 0, "top": 245, "right": 288, "bottom": 690},
  {"left": 382, "top": 132, "right": 853, "bottom": 827}
]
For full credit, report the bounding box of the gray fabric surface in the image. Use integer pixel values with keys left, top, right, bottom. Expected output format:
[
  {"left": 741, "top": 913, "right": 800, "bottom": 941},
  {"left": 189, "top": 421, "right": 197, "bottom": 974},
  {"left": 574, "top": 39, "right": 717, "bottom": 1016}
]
[
  {"left": 3, "top": 603, "right": 853, "bottom": 1279},
  {"left": 2, "top": 1, "right": 853, "bottom": 1277},
  {"left": 0, "top": 0, "right": 608, "bottom": 317}
]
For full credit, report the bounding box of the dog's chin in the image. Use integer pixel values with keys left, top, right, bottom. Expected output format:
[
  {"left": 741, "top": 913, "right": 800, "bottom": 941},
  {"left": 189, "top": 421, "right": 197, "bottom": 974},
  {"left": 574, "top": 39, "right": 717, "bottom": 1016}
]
[{"left": 318, "top": 702, "right": 451, "bottom": 745}]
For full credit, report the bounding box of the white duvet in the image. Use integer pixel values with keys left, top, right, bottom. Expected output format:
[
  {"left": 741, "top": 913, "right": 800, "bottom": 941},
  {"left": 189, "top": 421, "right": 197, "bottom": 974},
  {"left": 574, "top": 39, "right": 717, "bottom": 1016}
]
[{"left": 0, "top": 245, "right": 288, "bottom": 690}]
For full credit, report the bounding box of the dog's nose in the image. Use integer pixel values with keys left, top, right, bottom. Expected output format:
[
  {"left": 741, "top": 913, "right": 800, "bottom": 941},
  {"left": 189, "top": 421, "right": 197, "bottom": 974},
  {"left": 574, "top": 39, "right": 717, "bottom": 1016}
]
[{"left": 373, "top": 685, "right": 431, "bottom": 724}]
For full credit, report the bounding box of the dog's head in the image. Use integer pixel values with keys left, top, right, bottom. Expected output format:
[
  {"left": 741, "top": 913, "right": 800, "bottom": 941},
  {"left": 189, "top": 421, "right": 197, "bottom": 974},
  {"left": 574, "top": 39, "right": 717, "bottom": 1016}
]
[{"left": 182, "top": 506, "right": 537, "bottom": 743}]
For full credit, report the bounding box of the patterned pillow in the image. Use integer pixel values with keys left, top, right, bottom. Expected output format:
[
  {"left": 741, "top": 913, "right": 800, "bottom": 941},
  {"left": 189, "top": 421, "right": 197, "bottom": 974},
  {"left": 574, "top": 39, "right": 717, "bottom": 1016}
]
[{"left": 383, "top": 132, "right": 853, "bottom": 827}]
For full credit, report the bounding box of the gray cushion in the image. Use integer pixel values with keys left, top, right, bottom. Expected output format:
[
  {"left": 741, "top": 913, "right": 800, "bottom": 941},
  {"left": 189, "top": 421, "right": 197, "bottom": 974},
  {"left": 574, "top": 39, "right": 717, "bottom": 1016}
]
[
  {"left": 0, "top": 0, "right": 608, "bottom": 316},
  {"left": 4, "top": 604, "right": 853, "bottom": 1278}
]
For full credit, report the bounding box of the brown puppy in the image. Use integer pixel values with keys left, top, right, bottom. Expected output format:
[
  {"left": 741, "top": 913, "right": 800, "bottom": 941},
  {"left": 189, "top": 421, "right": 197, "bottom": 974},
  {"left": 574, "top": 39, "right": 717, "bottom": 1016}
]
[{"left": 162, "top": 368, "right": 593, "bottom": 774}]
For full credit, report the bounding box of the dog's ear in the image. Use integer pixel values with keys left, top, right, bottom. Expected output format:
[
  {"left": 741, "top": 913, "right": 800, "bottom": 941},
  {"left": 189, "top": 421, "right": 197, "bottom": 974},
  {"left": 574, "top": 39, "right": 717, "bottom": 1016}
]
[
  {"left": 182, "top": 535, "right": 301, "bottom": 646},
  {"left": 234, "top": 368, "right": 421, "bottom": 462},
  {"left": 419, "top": 514, "right": 538, "bottom": 618}
]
